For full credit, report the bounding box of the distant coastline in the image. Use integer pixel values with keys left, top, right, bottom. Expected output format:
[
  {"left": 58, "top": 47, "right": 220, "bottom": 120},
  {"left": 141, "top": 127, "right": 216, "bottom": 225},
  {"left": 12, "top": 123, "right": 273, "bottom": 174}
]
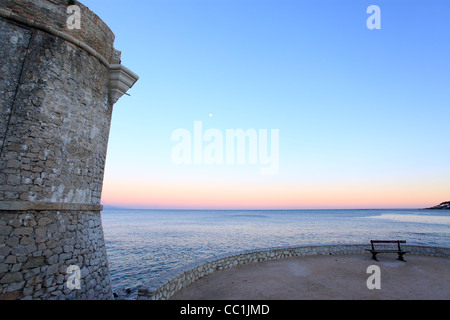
[
  {"left": 102, "top": 206, "right": 442, "bottom": 211},
  {"left": 425, "top": 201, "right": 450, "bottom": 210}
]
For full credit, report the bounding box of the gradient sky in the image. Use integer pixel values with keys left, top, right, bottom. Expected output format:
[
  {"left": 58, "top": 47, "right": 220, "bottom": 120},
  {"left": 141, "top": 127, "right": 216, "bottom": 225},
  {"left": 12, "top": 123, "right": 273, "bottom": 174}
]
[{"left": 81, "top": 0, "right": 450, "bottom": 209}]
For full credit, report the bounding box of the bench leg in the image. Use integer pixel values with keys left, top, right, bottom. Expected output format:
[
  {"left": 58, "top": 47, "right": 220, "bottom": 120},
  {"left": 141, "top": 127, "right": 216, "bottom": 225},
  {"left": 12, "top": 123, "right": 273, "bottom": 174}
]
[
  {"left": 371, "top": 252, "right": 378, "bottom": 261},
  {"left": 397, "top": 253, "right": 406, "bottom": 262}
]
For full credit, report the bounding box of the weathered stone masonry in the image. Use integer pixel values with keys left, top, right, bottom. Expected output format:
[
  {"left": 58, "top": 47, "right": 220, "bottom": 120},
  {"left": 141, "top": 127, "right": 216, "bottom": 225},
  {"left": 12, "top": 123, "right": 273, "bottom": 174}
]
[{"left": 0, "top": 0, "right": 138, "bottom": 299}]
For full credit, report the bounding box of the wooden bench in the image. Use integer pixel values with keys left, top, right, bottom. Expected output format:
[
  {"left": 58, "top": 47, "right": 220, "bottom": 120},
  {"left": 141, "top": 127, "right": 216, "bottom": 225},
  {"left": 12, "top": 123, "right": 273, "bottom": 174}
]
[{"left": 365, "top": 240, "right": 409, "bottom": 261}]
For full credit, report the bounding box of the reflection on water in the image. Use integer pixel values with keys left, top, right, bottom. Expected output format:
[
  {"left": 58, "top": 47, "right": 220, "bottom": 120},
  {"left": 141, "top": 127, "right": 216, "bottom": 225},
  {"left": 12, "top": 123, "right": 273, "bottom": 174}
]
[
  {"left": 367, "top": 214, "right": 450, "bottom": 225},
  {"left": 101, "top": 209, "right": 450, "bottom": 299}
]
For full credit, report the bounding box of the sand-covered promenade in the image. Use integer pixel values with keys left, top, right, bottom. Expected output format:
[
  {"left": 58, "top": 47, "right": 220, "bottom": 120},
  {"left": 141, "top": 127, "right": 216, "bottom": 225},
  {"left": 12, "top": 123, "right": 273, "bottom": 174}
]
[{"left": 170, "top": 254, "right": 450, "bottom": 300}]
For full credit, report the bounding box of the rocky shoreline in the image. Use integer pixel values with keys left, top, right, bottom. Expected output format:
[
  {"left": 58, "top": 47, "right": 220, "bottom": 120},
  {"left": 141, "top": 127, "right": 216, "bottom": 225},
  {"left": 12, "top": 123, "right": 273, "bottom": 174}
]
[{"left": 425, "top": 201, "right": 450, "bottom": 210}]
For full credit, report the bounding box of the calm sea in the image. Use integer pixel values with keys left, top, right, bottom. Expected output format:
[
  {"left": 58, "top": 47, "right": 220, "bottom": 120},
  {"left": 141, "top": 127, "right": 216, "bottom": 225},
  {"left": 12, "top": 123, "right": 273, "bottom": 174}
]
[{"left": 100, "top": 209, "right": 450, "bottom": 299}]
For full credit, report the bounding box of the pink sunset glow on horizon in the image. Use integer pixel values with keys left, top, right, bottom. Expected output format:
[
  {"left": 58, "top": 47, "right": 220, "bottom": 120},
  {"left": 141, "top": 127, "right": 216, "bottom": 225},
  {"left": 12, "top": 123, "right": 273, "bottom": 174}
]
[{"left": 101, "top": 177, "right": 448, "bottom": 210}]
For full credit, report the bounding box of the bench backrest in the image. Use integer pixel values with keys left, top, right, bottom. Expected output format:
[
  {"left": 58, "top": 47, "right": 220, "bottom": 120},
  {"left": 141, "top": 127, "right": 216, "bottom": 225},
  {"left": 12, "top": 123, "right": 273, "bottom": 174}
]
[
  {"left": 371, "top": 240, "right": 406, "bottom": 244},
  {"left": 370, "top": 240, "right": 406, "bottom": 251}
]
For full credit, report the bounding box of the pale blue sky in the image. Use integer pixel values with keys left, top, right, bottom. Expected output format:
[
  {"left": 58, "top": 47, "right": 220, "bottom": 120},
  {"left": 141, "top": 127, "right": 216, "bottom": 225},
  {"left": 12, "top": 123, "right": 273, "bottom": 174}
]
[{"left": 81, "top": 0, "right": 450, "bottom": 208}]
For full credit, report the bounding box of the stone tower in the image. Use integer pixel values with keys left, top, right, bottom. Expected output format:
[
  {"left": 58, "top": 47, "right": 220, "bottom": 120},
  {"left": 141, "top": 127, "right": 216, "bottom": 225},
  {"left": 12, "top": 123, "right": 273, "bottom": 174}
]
[{"left": 0, "top": 0, "right": 138, "bottom": 299}]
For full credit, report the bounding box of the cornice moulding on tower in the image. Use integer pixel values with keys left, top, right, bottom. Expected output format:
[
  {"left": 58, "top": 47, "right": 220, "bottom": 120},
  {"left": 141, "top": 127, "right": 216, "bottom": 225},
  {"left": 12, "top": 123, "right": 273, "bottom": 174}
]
[{"left": 109, "top": 64, "right": 139, "bottom": 105}]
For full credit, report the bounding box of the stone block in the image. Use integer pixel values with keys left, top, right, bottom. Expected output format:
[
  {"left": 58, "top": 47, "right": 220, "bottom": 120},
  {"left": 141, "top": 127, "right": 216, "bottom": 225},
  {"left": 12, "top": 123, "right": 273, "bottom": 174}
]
[
  {"left": 0, "top": 272, "right": 23, "bottom": 284},
  {"left": 22, "top": 256, "right": 45, "bottom": 269}
]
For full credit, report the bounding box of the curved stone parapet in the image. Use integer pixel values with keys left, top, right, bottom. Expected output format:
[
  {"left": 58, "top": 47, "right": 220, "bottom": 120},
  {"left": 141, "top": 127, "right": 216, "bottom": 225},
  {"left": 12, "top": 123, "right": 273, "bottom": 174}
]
[
  {"left": 137, "top": 244, "right": 450, "bottom": 300},
  {"left": 0, "top": 0, "right": 116, "bottom": 65}
]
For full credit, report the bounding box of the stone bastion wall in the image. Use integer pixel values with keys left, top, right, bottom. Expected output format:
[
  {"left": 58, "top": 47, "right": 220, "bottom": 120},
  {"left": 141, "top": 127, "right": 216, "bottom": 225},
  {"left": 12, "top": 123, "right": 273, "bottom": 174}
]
[
  {"left": 0, "top": 0, "right": 138, "bottom": 300},
  {"left": 137, "top": 244, "right": 450, "bottom": 300}
]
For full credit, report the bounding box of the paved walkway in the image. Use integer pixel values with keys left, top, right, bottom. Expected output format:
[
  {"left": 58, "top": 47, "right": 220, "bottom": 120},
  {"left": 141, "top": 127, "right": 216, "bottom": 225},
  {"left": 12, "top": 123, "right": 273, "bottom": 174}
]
[{"left": 170, "top": 254, "right": 450, "bottom": 300}]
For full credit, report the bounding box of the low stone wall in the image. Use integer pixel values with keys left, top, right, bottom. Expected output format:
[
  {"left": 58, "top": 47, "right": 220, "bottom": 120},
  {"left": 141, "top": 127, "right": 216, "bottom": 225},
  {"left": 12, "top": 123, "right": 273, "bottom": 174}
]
[{"left": 137, "top": 244, "right": 450, "bottom": 300}]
